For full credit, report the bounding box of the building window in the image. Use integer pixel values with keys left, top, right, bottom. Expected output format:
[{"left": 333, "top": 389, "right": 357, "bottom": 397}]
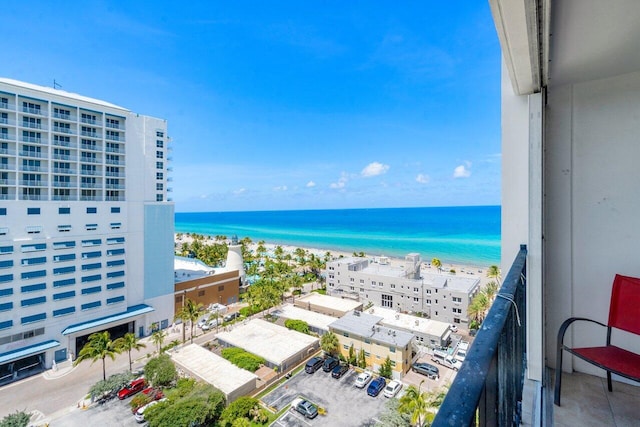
[
  {"left": 53, "top": 266, "right": 75, "bottom": 275},
  {"left": 156, "top": 151, "right": 163, "bottom": 159},
  {"left": 21, "top": 297, "right": 47, "bottom": 308},
  {"left": 106, "top": 237, "right": 125, "bottom": 245},
  {"left": 86, "top": 207, "right": 97, "bottom": 214},
  {"left": 59, "top": 207, "right": 70, "bottom": 214},
  {"left": 156, "top": 140, "right": 163, "bottom": 148},
  {"left": 21, "top": 313, "right": 46, "bottom": 324},
  {"left": 156, "top": 194, "right": 163, "bottom": 201},
  {"left": 198, "top": 290, "right": 205, "bottom": 297},
  {"left": 82, "top": 263, "right": 101, "bottom": 271},
  {"left": 21, "top": 243, "right": 46, "bottom": 253},
  {"left": 58, "top": 225, "right": 72, "bottom": 232},
  {"left": 110, "top": 222, "right": 121, "bottom": 229},
  {"left": 382, "top": 294, "right": 393, "bottom": 308},
  {"left": 156, "top": 183, "right": 163, "bottom": 191},
  {"left": 53, "top": 278, "right": 75, "bottom": 287},
  {"left": 21, "top": 270, "right": 46, "bottom": 280},
  {"left": 0, "top": 208, "right": 6, "bottom": 216},
  {"left": 53, "top": 253, "right": 76, "bottom": 263},
  {"left": 391, "top": 284, "right": 395, "bottom": 289},
  {"left": 156, "top": 131, "right": 164, "bottom": 138},
  {"left": 0, "top": 302, "right": 13, "bottom": 311},
  {"left": 107, "top": 296, "right": 125, "bottom": 305},
  {"left": 111, "top": 207, "right": 121, "bottom": 213},
  {"left": 53, "top": 306, "right": 76, "bottom": 317},
  {"left": 53, "top": 241, "right": 75, "bottom": 250},
  {"left": 81, "top": 301, "right": 101, "bottom": 311},
  {"left": 85, "top": 224, "right": 98, "bottom": 231},
  {"left": 414, "top": 297, "right": 419, "bottom": 302},
  {"left": 107, "top": 282, "right": 125, "bottom": 290},
  {"left": 81, "top": 286, "right": 101, "bottom": 295},
  {"left": 156, "top": 162, "right": 163, "bottom": 169},
  {"left": 27, "top": 208, "right": 40, "bottom": 215},
  {"left": 53, "top": 291, "right": 75, "bottom": 300},
  {"left": 156, "top": 172, "right": 163, "bottom": 180}
]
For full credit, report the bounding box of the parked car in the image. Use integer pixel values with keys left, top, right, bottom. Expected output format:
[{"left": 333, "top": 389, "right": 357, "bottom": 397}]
[
  {"left": 142, "top": 386, "right": 164, "bottom": 401},
  {"left": 455, "top": 341, "right": 470, "bottom": 362},
  {"left": 223, "top": 312, "right": 240, "bottom": 322},
  {"left": 134, "top": 398, "right": 165, "bottom": 423},
  {"left": 197, "top": 317, "right": 208, "bottom": 329},
  {"left": 331, "top": 364, "right": 349, "bottom": 379},
  {"left": 201, "top": 318, "right": 218, "bottom": 331},
  {"left": 450, "top": 324, "right": 459, "bottom": 333},
  {"left": 291, "top": 397, "right": 318, "bottom": 419},
  {"left": 367, "top": 377, "right": 386, "bottom": 397},
  {"left": 118, "top": 378, "right": 147, "bottom": 400},
  {"left": 322, "top": 357, "right": 339, "bottom": 372},
  {"left": 431, "top": 350, "right": 462, "bottom": 371},
  {"left": 383, "top": 380, "right": 402, "bottom": 398},
  {"left": 412, "top": 362, "right": 440, "bottom": 379},
  {"left": 305, "top": 357, "right": 324, "bottom": 374},
  {"left": 354, "top": 371, "right": 372, "bottom": 388}
]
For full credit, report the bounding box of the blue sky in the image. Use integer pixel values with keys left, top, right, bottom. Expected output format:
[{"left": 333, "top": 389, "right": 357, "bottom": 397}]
[{"left": 2, "top": 1, "right": 501, "bottom": 212}]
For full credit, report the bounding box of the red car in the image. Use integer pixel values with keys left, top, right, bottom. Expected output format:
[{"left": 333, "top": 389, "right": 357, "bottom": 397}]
[
  {"left": 142, "top": 386, "right": 164, "bottom": 401},
  {"left": 118, "top": 378, "right": 147, "bottom": 400}
]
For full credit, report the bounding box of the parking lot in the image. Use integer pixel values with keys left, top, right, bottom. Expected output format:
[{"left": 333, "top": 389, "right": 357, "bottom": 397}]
[
  {"left": 263, "top": 367, "right": 390, "bottom": 427},
  {"left": 50, "top": 396, "right": 141, "bottom": 427}
]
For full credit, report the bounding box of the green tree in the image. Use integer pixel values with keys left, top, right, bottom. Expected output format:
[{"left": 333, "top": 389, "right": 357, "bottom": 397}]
[
  {"left": 175, "top": 298, "right": 203, "bottom": 344},
  {"left": 379, "top": 355, "right": 393, "bottom": 379},
  {"left": 284, "top": 319, "right": 310, "bottom": 334},
  {"left": 321, "top": 331, "right": 339, "bottom": 356},
  {"left": 114, "top": 332, "right": 146, "bottom": 372},
  {"left": 151, "top": 330, "right": 166, "bottom": 353},
  {"left": 486, "top": 265, "right": 502, "bottom": 285},
  {"left": 144, "top": 354, "right": 177, "bottom": 387},
  {"left": 358, "top": 348, "right": 367, "bottom": 369},
  {"left": 0, "top": 410, "right": 30, "bottom": 427},
  {"left": 431, "top": 258, "right": 442, "bottom": 271},
  {"left": 74, "top": 331, "right": 120, "bottom": 381},
  {"left": 398, "top": 384, "right": 431, "bottom": 427},
  {"left": 220, "top": 396, "right": 261, "bottom": 427},
  {"left": 348, "top": 344, "right": 356, "bottom": 366},
  {"left": 484, "top": 280, "right": 499, "bottom": 302}
]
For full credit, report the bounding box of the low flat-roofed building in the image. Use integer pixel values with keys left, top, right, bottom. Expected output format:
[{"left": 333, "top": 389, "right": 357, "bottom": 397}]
[
  {"left": 272, "top": 304, "right": 337, "bottom": 335},
  {"left": 365, "top": 306, "right": 451, "bottom": 349},
  {"left": 294, "top": 293, "right": 362, "bottom": 317},
  {"left": 174, "top": 256, "right": 240, "bottom": 314},
  {"left": 170, "top": 344, "right": 257, "bottom": 402},
  {"left": 329, "top": 311, "right": 414, "bottom": 380},
  {"left": 216, "top": 319, "right": 319, "bottom": 372}
]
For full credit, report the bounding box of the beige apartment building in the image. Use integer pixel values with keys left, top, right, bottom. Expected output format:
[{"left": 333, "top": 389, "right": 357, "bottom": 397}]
[
  {"left": 329, "top": 311, "right": 413, "bottom": 380},
  {"left": 325, "top": 254, "right": 480, "bottom": 325}
]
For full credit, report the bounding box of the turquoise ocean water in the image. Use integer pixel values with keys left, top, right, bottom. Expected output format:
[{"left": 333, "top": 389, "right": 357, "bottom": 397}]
[{"left": 175, "top": 206, "right": 501, "bottom": 267}]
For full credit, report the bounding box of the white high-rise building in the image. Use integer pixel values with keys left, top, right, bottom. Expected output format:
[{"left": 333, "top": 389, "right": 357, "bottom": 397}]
[{"left": 0, "top": 78, "right": 174, "bottom": 384}]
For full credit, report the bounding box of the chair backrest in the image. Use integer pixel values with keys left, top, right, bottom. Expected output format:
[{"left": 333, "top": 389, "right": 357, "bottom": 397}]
[{"left": 608, "top": 274, "right": 640, "bottom": 335}]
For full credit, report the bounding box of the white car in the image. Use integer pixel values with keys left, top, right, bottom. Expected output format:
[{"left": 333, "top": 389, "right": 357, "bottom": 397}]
[
  {"left": 201, "top": 318, "right": 218, "bottom": 331},
  {"left": 450, "top": 324, "right": 459, "bottom": 333},
  {"left": 134, "top": 399, "right": 165, "bottom": 423},
  {"left": 354, "top": 372, "right": 372, "bottom": 388},
  {"left": 383, "top": 380, "right": 402, "bottom": 398}
]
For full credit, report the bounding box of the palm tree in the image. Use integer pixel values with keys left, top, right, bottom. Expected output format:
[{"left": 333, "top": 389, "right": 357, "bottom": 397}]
[
  {"left": 431, "top": 258, "right": 442, "bottom": 271},
  {"left": 398, "top": 383, "right": 431, "bottom": 427},
  {"left": 484, "top": 281, "right": 499, "bottom": 302},
  {"left": 486, "top": 265, "right": 502, "bottom": 285},
  {"left": 74, "top": 331, "right": 120, "bottom": 381},
  {"left": 320, "top": 331, "right": 339, "bottom": 356},
  {"left": 114, "top": 332, "right": 147, "bottom": 372},
  {"left": 151, "top": 330, "right": 166, "bottom": 353},
  {"left": 175, "top": 298, "right": 203, "bottom": 344}
]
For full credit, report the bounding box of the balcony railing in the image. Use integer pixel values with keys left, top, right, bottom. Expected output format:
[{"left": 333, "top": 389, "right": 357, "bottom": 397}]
[{"left": 433, "top": 245, "right": 527, "bottom": 427}]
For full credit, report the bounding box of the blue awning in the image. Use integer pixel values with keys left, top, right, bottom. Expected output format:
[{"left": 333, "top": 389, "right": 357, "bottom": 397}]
[
  {"left": 62, "top": 304, "right": 154, "bottom": 336},
  {"left": 0, "top": 340, "right": 60, "bottom": 364}
]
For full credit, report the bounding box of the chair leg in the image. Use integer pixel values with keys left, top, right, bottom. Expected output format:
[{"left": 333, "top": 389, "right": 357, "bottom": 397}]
[
  {"left": 554, "top": 347, "right": 564, "bottom": 406},
  {"left": 607, "top": 371, "right": 612, "bottom": 392}
]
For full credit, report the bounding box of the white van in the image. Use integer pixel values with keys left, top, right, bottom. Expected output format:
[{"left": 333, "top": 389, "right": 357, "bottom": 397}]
[{"left": 431, "top": 350, "right": 462, "bottom": 371}]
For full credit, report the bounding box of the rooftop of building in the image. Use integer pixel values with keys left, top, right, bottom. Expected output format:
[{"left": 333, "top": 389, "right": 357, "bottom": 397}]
[
  {"left": 0, "top": 77, "right": 128, "bottom": 111},
  {"left": 174, "top": 256, "right": 217, "bottom": 283},
  {"left": 296, "top": 293, "right": 362, "bottom": 313},
  {"left": 329, "top": 311, "right": 414, "bottom": 348},
  {"left": 170, "top": 344, "right": 257, "bottom": 396},
  {"left": 216, "top": 319, "right": 318, "bottom": 366},
  {"left": 272, "top": 304, "right": 337, "bottom": 331},
  {"left": 422, "top": 272, "right": 479, "bottom": 293},
  {"left": 365, "top": 306, "right": 450, "bottom": 337}
]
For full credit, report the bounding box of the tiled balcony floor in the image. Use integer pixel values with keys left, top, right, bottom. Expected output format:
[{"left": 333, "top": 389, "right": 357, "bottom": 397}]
[{"left": 553, "top": 371, "right": 640, "bottom": 426}]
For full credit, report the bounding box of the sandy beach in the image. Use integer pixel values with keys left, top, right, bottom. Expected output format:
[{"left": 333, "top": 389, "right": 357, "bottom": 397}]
[{"left": 174, "top": 233, "right": 494, "bottom": 285}]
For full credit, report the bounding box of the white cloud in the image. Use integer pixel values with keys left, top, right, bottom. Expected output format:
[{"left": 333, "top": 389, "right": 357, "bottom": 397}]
[
  {"left": 330, "top": 173, "right": 349, "bottom": 189},
  {"left": 273, "top": 185, "right": 288, "bottom": 191},
  {"left": 453, "top": 162, "right": 472, "bottom": 178},
  {"left": 416, "top": 173, "right": 430, "bottom": 184},
  {"left": 306, "top": 181, "right": 316, "bottom": 188},
  {"left": 361, "top": 162, "right": 390, "bottom": 177},
  {"left": 233, "top": 188, "right": 246, "bottom": 195}
]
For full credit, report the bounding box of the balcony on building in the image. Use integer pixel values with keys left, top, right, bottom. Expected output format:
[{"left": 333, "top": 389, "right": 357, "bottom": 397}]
[{"left": 433, "top": 2, "right": 640, "bottom": 426}]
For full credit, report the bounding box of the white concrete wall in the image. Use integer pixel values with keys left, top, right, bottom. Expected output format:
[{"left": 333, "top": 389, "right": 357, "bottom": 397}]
[{"left": 545, "top": 70, "right": 640, "bottom": 376}]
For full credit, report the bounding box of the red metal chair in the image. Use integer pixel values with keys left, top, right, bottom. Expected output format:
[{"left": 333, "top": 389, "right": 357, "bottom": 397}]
[{"left": 555, "top": 274, "right": 640, "bottom": 405}]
